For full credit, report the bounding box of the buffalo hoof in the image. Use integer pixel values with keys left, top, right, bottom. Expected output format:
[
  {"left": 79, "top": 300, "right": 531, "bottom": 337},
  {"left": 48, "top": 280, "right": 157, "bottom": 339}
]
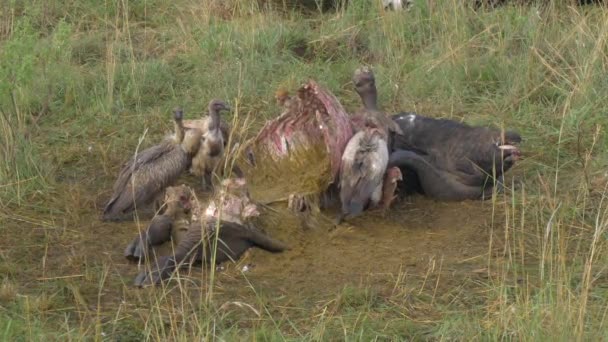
[
  {"left": 124, "top": 233, "right": 151, "bottom": 262},
  {"left": 134, "top": 256, "right": 177, "bottom": 287}
]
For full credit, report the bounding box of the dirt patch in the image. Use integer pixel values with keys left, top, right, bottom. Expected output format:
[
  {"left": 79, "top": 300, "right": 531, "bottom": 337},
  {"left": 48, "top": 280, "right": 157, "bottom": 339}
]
[
  {"left": 242, "top": 197, "right": 498, "bottom": 297},
  {"left": 84, "top": 187, "right": 496, "bottom": 294},
  {"left": 0, "top": 171, "right": 513, "bottom": 339},
  {"left": 5, "top": 182, "right": 498, "bottom": 285},
  {"left": 0, "top": 130, "right": 512, "bottom": 333}
]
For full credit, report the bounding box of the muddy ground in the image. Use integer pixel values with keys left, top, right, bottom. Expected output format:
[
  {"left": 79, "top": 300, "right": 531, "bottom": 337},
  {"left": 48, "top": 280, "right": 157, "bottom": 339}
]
[{"left": 2, "top": 165, "right": 515, "bottom": 329}]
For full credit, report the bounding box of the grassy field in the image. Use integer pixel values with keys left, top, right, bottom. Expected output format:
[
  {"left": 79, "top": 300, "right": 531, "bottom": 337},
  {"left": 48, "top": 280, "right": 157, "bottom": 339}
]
[{"left": 1, "top": 0, "right": 608, "bottom": 340}]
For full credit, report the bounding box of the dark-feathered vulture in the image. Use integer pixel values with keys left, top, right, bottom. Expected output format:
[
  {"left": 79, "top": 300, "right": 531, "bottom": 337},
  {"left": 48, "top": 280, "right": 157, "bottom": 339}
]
[{"left": 102, "top": 109, "right": 203, "bottom": 221}]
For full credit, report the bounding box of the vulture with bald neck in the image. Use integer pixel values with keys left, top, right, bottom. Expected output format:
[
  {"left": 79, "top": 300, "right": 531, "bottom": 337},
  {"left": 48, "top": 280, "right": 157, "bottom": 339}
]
[
  {"left": 348, "top": 66, "right": 523, "bottom": 201},
  {"left": 343, "top": 77, "right": 523, "bottom": 200},
  {"left": 337, "top": 125, "right": 389, "bottom": 224},
  {"left": 102, "top": 108, "right": 203, "bottom": 221},
  {"left": 351, "top": 66, "right": 404, "bottom": 139},
  {"left": 184, "top": 99, "right": 232, "bottom": 191}
]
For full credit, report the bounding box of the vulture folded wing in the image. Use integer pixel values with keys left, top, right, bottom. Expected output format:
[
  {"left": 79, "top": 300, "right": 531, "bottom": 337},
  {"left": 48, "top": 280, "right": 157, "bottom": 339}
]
[{"left": 104, "top": 142, "right": 181, "bottom": 218}]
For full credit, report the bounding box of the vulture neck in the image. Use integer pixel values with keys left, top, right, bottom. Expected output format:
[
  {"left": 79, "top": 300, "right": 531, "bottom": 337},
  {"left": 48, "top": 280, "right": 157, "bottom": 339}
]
[
  {"left": 173, "top": 118, "right": 185, "bottom": 143},
  {"left": 359, "top": 89, "right": 378, "bottom": 111},
  {"left": 207, "top": 107, "right": 220, "bottom": 132}
]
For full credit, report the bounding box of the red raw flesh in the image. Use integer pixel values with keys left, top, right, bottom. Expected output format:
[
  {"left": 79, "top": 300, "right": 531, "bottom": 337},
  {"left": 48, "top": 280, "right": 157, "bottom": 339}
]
[{"left": 252, "top": 80, "right": 354, "bottom": 181}]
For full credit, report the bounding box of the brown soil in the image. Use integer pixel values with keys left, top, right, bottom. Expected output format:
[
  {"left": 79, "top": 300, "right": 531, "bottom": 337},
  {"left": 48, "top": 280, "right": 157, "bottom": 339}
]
[
  {"left": 246, "top": 196, "right": 499, "bottom": 298},
  {"left": 1, "top": 170, "right": 510, "bottom": 332}
]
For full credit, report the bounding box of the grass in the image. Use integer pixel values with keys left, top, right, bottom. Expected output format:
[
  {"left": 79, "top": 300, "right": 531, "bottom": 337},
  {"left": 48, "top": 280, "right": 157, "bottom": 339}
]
[{"left": 1, "top": 0, "right": 608, "bottom": 340}]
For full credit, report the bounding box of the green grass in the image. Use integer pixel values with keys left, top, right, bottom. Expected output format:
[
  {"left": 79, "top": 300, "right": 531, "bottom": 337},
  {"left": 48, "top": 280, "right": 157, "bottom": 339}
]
[{"left": 1, "top": 0, "right": 608, "bottom": 340}]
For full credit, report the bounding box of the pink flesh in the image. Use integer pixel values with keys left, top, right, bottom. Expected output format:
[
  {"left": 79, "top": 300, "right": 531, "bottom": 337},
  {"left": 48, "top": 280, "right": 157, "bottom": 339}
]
[
  {"left": 251, "top": 80, "right": 353, "bottom": 181},
  {"left": 205, "top": 191, "right": 258, "bottom": 224},
  {"left": 243, "top": 204, "right": 260, "bottom": 218}
]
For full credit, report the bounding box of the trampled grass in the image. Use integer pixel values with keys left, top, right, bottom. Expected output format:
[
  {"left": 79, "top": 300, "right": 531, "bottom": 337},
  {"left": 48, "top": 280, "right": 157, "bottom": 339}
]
[{"left": 1, "top": 0, "right": 607, "bottom": 340}]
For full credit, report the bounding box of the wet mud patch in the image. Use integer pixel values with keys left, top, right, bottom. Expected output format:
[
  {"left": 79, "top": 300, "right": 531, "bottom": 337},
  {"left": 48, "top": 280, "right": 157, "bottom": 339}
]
[
  {"left": 1, "top": 173, "right": 510, "bottom": 335},
  {"left": 111, "top": 191, "right": 502, "bottom": 301},
  {"left": 240, "top": 197, "right": 499, "bottom": 297}
]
